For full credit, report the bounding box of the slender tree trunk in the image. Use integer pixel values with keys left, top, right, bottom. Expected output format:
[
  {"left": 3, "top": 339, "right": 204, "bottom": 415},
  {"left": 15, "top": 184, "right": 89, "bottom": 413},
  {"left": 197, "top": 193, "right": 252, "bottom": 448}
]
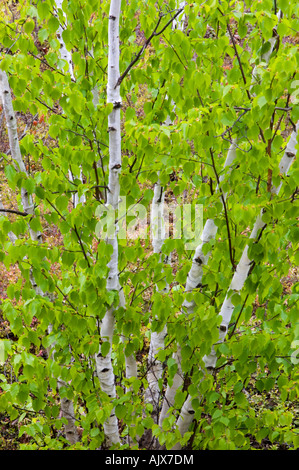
[
  {"left": 55, "top": 0, "right": 75, "bottom": 80},
  {"left": 94, "top": 0, "right": 123, "bottom": 446},
  {"left": 173, "top": 1, "right": 186, "bottom": 30},
  {"left": 1, "top": 65, "right": 80, "bottom": 446},
  {"left": 145, "top": 181, "right": 169, "bottom": 420},
  {"left": 0, "top": 70, "right": 41, "bottom": 242}
]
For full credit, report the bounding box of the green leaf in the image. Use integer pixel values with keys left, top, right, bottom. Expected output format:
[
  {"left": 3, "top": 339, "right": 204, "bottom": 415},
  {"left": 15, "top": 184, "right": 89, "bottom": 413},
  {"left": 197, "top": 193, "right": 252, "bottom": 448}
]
[
  {"left": 48, "top": 17, "right": 60, "bottom": 33},
  {"left": 101, "top": 341, "right": 110, "bottom": 357},
  {"left": 5, "top": 165, "right": 17, "bottom": 187},
  {"left": 115, "top": 404, "right": 126, "bottom": 420},
  {"left": 38, "top": 28, "right": 49, "bottom": 43},
  {"left": 0, "top": 339, "right": 12, "bottom": 364},
  {"left": 24, "top": 19, "right": 35, "bottom": 34},
  {"left": 257, "top": 95, "right": 267, "bottom": 108}
]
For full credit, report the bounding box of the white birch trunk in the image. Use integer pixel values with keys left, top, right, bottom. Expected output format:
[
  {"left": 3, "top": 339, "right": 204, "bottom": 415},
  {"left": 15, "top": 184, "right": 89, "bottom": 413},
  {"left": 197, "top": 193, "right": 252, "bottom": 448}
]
[
  {"left": 160, "top": 23, "right": 282, "bottom": 432},
  {"left": 57, "top": 380, "right": 79, "bottom": 444},
  {"left": 2, "top": 8, "right": 78, "bottom": 442},
  {"left": 184, "top": 141, "right": 237, "bottom": 298},
  {"left": 39, "top": 2, "right": 82, "bottom": 443},
  {"left": 90, "top": 47, "right": 100, "bottom": 108},
  {"left": 0, "top": 71, "right": 43, "bottom": 294},
  {"left": 94, "top": 0, "right": 123, "bottom": 446},
  {"left": 174, "top": 122, "right": 298, "bottom": 448},
  {"left": 69, "top": 168, "right": 86, "bottom": 208},
  {"left": 106, "top": 1, "right": 138, "bottom": 381},
  {"left": 145, "top": 181, "right": 169, "bottom": 418},
  {"left": 174, "top": 2, "right": 186, "bottom": 30},
  {"left": 206, "top": 121, "right": 298, "bottom": 362}
]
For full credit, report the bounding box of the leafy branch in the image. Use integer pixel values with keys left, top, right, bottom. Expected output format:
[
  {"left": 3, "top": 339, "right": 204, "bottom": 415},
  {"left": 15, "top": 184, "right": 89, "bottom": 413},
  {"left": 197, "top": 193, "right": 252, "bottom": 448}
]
[{"left": 116, "top": 6, "right": 185, "bottom": 87}]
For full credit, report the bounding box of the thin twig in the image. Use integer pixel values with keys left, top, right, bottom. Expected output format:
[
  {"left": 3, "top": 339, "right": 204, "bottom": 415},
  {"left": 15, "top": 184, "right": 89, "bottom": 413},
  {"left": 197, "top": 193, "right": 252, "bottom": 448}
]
[
  {"left": 210, "top": 148, "right": 235, "bottom": 270},
  {"left": 226, "top": 22, "right": 251, "bottom": 100}
]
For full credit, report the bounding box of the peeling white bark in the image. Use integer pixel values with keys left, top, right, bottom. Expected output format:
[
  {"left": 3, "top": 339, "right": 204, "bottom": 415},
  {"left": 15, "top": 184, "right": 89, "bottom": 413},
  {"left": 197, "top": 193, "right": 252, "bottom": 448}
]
[
  {"left": 145, "top": 181, "right": 169, "bottom": 418},
  {"left": 55, "top": 0, "right": 75, "bottom": 80},
  {"left": 94, "top": 0, "right": 123, "bottom": 446}
]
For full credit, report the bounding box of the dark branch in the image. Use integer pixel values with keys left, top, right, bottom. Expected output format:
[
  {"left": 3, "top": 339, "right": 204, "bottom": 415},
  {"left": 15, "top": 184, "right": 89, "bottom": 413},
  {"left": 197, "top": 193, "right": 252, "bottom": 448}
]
[
  {"left": 115, "top": 7, "right": 185, "bottom": 88},
  {"left": 0, "top": 208, "right": 28, "bottom": 216},
  {"left": 226, "top": 22, "right": 251, "bottom": 101}
]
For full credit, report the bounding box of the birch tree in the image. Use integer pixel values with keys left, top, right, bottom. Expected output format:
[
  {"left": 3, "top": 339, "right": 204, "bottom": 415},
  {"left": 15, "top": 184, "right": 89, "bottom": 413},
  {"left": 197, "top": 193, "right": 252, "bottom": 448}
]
[
  {"left": 159, "top": 11, "right": 283, "bottom": 429},
  {"left": 0, "top": 0, "right": 298, "bottom": 451},
  {"left": 0, "top": 66, "right": 79, "bottom": 445},
  {"left": 94, "top": 0, "right": 123, "bottom": 446}
]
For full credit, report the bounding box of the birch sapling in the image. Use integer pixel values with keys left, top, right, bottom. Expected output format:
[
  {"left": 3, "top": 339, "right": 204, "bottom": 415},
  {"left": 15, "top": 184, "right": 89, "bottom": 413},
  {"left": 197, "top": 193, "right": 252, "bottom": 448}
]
[
  {"left": 206, "top": 121, "right": 299, "bottom": 367},
  {"left": 174, "top": 122, "right": 298, "bottom": 447},
  {"left": 159, "top": 23, "right": 282, "bottom": 428}
]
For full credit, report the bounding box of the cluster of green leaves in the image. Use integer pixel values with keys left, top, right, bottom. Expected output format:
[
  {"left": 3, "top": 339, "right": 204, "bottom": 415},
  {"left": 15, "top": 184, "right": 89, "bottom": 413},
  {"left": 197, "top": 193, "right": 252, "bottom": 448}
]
[{"left": 0, "top": 0, "right": 298, "bottom": 450}]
